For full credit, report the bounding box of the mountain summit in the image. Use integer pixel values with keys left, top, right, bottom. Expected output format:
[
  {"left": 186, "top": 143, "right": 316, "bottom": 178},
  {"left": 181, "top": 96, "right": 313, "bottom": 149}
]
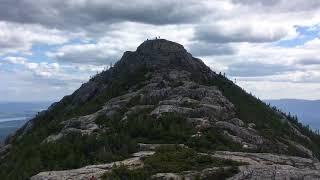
[
  {"left": 1, "top": 39, "right": 320, "bottom": 179},
  {"left": 137, "top": 39, "right": 186, "bottom": 53},
  {"left": 113, "top": 39, "right": 213, "bottom": 83}
]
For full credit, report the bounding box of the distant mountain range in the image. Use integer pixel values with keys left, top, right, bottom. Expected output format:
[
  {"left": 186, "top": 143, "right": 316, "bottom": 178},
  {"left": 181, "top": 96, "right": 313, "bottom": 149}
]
[
  {"left": 0, "top": 102, "right": 51, "bottom": 141},
  {"left": 265, "top": 99, "right": 320, "bottom": 130}
]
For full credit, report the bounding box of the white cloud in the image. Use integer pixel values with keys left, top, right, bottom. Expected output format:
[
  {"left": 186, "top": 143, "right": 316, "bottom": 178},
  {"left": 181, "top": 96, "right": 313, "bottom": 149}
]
[
  {"left": 0, "top": 0, "right": 320, "bottom": 101},
  {"left": 0, "top": 69, "right": 79, "bottom": 102},
  {"left": 0, "top": 21, "right": 71, "bottom": 54},
  {"left": 4, "top": 56, "right": 60, "bottom": 78},
  {"left": 48, "top": 22, "right": 194, "bottom": 65},
  {"left": 194, "top": 22, "right": 291, "bottom": 43},
  {"left": 48, "top": 43, "right": 119, "bottom": 65},
  {"left": 0, "top": 56, "right": 107, "bottom": 101},
  {"left": 237, "top": 80, "right": 320, "bottom": 100},
  {"left": 0, "top": 0, "right": 209, "bottom": 28}
]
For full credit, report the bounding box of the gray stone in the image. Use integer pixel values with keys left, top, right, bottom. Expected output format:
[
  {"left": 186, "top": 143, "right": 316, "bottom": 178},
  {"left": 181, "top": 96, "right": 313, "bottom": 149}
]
[
  {"left": 43, "top": 113, "right": 100, "bottom": 143},
  {"left": 230, "top": 165, "right": 320, "bottom": 180},
  {"left": 151, "top": 105, "right": 193, "bottom": 117},
  {"left": 248, "top": 123, "right": 256, "bottom": 129},
  {"left": 229, "top": 118, "right": 245, "bottom": 127},
  {"left": 215, "top": 121, "right": 264, "bottom": 145},
  {"left": 31, "top": 151, "right": 154, "bottom": 180},
  {"left": 187, "top": 118, "right": 212, "bottom": 130},
  {"left": 213, "top": 151, "right": 317, "bottom": 169}
]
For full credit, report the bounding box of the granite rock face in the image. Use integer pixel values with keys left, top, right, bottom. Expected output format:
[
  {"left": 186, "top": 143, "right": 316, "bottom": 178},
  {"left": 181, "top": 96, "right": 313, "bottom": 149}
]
[
  {"left": 30, "top": 151, "right": 155, "bottom": 180},
  {"left": 213, "top": 151, "right": 320, "bottom": 180},
  {"left": 42, "top": 49, "right": 236, "bottom": 144},
  {"left": 38, "top": 39, "right": 316, "bottom": 159},
  {"left": 31, "top": 146, "right": 320, "bottom": 180}
]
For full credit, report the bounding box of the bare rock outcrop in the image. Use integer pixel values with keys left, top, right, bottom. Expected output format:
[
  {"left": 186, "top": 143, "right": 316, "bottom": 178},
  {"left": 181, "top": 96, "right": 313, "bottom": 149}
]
[
  {"left": 30, "top": 151, "right": 154, "bottom": 180},
  {"left": 151, "top": 167, "right": 234, "bottom": 180},
  {"left": 213, "top": 151, "right": 320, "bottom": 180},
  {"left": 231, "top": 164, "right": 320, "bottom": 180},
  {"left": 215, "top": 121, "right": 264, "bottom": 147},
  {"left": 44, "top": 113, "right": 100, "bottom": 143},
  {"left": 30, "top": 144, "right": 320, "bottom": 180},
  {"left": 21, "top": 39, "right": 320, "bottom": 180}
]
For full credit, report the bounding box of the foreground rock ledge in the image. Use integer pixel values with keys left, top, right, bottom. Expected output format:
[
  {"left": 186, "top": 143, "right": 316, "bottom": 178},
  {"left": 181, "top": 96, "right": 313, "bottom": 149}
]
[
  {"left": 31, "top": 150, "right": 320, "bottom": 180},
  {"left": 30, "top": 151, "right": 154, "bottom": 180}
]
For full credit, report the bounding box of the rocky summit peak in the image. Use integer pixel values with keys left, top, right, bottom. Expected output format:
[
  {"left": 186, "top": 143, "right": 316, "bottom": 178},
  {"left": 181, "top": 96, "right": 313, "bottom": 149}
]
[
  {"left": 3, "top": 39, "right": 320, "bottom": 180},
  {"left": 136, "top": 39, "right": 186, "bottom": 54},
  {"left": 114, "top": 39, "right": 212, "bottom": 81}
]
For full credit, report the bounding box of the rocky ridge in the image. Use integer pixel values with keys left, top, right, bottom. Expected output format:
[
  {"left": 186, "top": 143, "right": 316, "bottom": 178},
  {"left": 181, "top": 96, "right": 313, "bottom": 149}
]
[
  {"left": 40, "top": 40, "right": 314, "bottom": 158},
  {"left": 2, "top": 39, "right": 320, "bottom": 179},
  {"left": 31, "top": 144, "right": 320, "bottom": 180}
]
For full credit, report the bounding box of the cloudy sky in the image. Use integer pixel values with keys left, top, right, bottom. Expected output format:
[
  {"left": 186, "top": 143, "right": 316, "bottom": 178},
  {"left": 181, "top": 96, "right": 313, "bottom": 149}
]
[{"left": 1, "top": 0, "right": 320, "bottom": 102}]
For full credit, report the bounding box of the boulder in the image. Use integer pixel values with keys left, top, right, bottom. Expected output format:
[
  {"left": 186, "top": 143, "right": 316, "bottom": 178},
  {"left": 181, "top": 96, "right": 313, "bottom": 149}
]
[
  {"left": 228, "top": 118, "right": 245, "bottom": 127},
  {"left": 231, "top": 164, "right": 320, "bottom": 180},
  {"left": 215, "top": 121, "right": 264, "bottom": 145}
]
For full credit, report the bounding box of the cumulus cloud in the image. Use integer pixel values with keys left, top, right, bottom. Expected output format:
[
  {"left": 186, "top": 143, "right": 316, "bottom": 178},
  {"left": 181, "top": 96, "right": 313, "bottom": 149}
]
[
  {"left": 0, "top": 21, "right": 70, "bottom": 54},
  {"left": 48, "top": 22, "right": 195, "bottom": 65},
  {"left": 226, "top": 62, "right": 299, "bottom": 77},
  {"left": 298, "top": 58, "right": 320, "bottom": 65},
  {"left": 188, "top": 42, "right": 235, "bottom": 56},
  {"left": 0, "top": 0, "right": 320, "bottom": 101},
  {"left": 3, "top": 56, "right": 103, "bottom": 81},
  {"left": 232, "top": 0, "right": 320, "bottom": 12},
  {"left": 48, "top": 43, "right": 120, "bottom": 65},
  {"left": 0, "top": 0, "right": 208, "bottom": 29},
  {"left": 194, "top": 23, "right": 289, "bottom": 43},
  {"left": 231, "top": 0, "right": 279, "bottom": 6},
  {"left": 236, "top": 80, "right": 320, "bottom": 100},
  {"left": 4, "top": 56, "right": 60, "bottom": 78},
  {"left": 0, "top": 69, "right": 80, "bottom": 102},
  {"left": 0, "top": 56, "right": 107, "bottom": 101}
]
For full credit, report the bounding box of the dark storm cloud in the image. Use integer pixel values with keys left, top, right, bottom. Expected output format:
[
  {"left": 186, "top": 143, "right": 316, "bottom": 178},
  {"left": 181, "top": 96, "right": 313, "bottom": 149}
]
[
  {"left": 0, "top": 0, "right": 208, "bottom": 29},
  {"left": 194, "top": 25, "right": 286, "bottom": 44},
  {"left": 227, "top": 62, "right": 299, "bottom": 77},
  {"left": 231, "top": 0, "right": 279, "bottom": 6},
  {"left": 188, "top": 42, "right": 235, "bottom": 56},
  {"left": 52, "top": 50, "right": 119, "bottom": 65},
  {"left": 298, "top": 58, "right": 320, "bottom": 65},
  {"left": 232, "top": 0, "right": 320, "bottom": 12}
]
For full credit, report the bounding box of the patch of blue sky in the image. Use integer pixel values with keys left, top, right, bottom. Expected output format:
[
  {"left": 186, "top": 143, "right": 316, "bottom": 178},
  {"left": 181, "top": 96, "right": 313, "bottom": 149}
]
[
  {"left": 1, "top": 38, "right": 97, "bottom": 69},
  {"left": 0, "top": 63, "right": 19, "bottom": 73},
  {"left": 0, "top": 55, "right": 14, "bottom": 70},
  {"left": 28, "top": 44, "right": 60, "bottom": 63},
  {"left": 28, "top": 38, "right": 96, "bottom": 63},
  {"left": 0, "top": 44, "right": 59, "bottom": 64},
  {"left": 1, "top": 52, "right": 26, "bottom": 59},
  {"left": 276, "top": 24, "right": 320, "bottom": 47}
]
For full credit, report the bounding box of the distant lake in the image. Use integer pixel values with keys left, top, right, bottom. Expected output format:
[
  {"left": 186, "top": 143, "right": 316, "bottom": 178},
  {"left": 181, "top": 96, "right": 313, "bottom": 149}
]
[
  {"left": 0, "top": 102, "right": 52, "bottom": 141},
  {"left": 0, "top": 116, "right": 29, "bottom": 122}
]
